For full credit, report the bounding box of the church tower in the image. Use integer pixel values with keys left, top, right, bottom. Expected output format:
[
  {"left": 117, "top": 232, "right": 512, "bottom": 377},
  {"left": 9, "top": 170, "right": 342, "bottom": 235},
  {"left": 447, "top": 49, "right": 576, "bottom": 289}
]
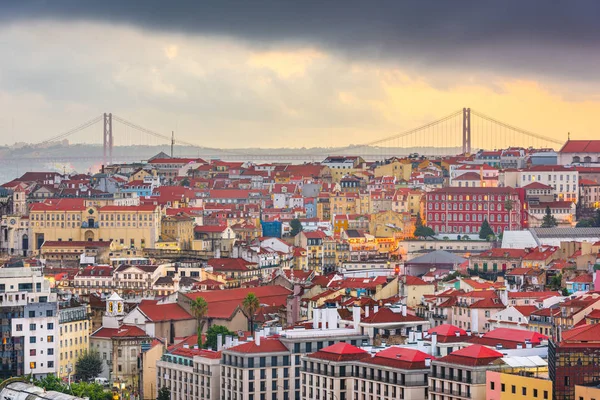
[{"left": 102, "top": 292, "right": 125, "bottom": 328}]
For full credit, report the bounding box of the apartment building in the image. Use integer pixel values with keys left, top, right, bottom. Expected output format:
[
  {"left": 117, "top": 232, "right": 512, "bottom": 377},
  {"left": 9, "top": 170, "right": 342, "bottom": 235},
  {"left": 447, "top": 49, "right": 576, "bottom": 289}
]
[
  {"left": 424, "top": 187, "right": 522, "bottom": 235},
  {"left": 500, "top": 165, "right": 579, "bottom": 202},
  {"left": 2, "top": 267, "right": 59, "bottom": 379},
  {"left": 429, "top": 344, "right": 504, "bottom": 400},
  {"left": 58, "top": 303, "right": 91, "bottom": 378},
  {"left": 156, "top": 341, "right": 221, "bottom": 400}
]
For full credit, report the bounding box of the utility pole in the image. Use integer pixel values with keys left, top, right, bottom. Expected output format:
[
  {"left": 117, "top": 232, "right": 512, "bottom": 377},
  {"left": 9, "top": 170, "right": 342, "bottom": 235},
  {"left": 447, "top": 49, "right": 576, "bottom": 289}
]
[{"left": 171, "top": 131, "right": 175, "bottom": 158}]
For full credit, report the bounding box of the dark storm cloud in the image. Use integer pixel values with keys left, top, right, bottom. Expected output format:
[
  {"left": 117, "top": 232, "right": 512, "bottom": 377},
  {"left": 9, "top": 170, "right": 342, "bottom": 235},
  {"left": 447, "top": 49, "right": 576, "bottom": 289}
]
[{"left": 3, "top": 1, "right": 600, "bottom": 80}]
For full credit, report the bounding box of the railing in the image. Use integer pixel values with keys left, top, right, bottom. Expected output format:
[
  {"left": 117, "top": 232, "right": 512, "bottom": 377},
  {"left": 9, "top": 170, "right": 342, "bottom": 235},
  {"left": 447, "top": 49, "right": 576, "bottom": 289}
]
[
  {"left": 81, "top": 222, "right": 99, "bottom": 228},
  {"left": 430, "top": 387, "right": 470, "bottom": 397}
]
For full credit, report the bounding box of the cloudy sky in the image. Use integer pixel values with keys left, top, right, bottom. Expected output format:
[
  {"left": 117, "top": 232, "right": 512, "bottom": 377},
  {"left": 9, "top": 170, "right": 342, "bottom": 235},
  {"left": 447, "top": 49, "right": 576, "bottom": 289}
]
[{"left": 1, "top": 1, "right": 600, "bottom": 148}]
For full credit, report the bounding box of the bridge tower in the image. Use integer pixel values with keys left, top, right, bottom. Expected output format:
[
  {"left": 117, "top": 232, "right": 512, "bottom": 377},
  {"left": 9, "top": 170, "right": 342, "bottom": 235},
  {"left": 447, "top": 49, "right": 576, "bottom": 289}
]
[
  {"left": 103, "top": 113, "right": 113, "bottom": 165},
  {"left": 462, "top": 107, "right": 471, "bottom": 154}
]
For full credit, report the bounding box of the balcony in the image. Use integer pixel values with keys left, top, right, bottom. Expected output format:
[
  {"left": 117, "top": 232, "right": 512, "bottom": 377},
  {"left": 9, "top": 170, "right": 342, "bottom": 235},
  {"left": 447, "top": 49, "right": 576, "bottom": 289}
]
[
  {"left": 81, "top": 221, "right": 99, "bottom": 228},
  {"left": 430, "top": 387, "right": 470, "bottom": 398}
]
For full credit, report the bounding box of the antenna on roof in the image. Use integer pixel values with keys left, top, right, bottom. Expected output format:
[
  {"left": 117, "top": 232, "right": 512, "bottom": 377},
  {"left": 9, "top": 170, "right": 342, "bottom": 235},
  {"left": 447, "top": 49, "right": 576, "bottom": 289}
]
[
  {"left": 568, "top": 132, "right": 570, "bottom": 141},
  {"left": 171, "top": 131, "right": 175, "bottom": 158}
]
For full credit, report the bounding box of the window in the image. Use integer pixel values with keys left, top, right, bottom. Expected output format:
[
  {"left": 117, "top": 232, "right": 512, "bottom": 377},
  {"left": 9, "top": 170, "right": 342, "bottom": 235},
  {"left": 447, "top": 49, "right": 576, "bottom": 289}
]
[
  {"left": 16, "top": 324, "right": 23, "bottom": 331},
  {"left": 490, "top": 381, "right": 495, "bottom": 390},
  {"left": 30, "top": 362, "right": 36, "bottom": 369},
  {"left": 522, "top": 387, "right": 527, "bottom": 395},
  {"left": 30, "top": 323, "right": 36, "bottom": 331},
  {"left": 48, "top": 348, "right": 54, "bottom": 355},
  {"left": 501, "top": 383, "right": 505, "bottom": 392},
  {"left": 46, "top": 310, "right": 53, "bottom": 317},
  {"left": 48, "top": 323, "right": 54, "bottom": 330},
  {"left": 544, "top": 391, "right": 548, "bottom": 399},
  {"left": 30, "top": 337, "right": 36, "bottom": 343},
  {"left": 511, "top": 385, "right": 516, "bottom": 394},
  {"left": 47, "top": 335, "right": 54, "bottom": 343}
]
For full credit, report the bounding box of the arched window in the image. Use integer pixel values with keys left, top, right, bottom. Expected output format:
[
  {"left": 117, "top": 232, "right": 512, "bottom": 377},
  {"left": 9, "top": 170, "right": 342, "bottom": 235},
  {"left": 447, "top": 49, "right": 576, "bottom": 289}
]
[
  {"left": 572, "top": 156, "right": 581, "bottom": 163},
  {"left": 584, "top": 156, "right": 592, "bottom": 163}
]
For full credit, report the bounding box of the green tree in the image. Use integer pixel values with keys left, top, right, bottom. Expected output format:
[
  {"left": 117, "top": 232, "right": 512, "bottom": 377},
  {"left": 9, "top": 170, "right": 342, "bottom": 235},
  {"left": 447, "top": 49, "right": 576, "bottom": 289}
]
[
  {"left": 35, "top": 374, "right": 69, "bottom": 392},
  {"left": 594, "top": 209, "right": 600, "bottom": 227},
  {"left": 241, "top": 293, "right": 261, "bottom": 335},
  {"left": 290, "top": 218, "right": 303, "bottom": 236},
  {"left": 75, "top": 351, "right": 103, "bottom": 382},
  {"left": 541, "top": 206, "right": 558, "bottom": 228},
  {"left": 576, "top": 218, "right": 594, "bottom": 228},
  {"left": 157, "top": 385, "right": 170, "bottom": 400},
  {"left": 479, "top": 218, "right": 494, "bottom": 240},
  {"left": 70, "top": 382, "right": 112, "bottom": 400},
  {"left": 190, "top": 297, "right": 209, "bottom": 347},
  {"left": 413, "top": 212, "right": 435, "bottom": 238},
  {"left": 504, "top": 199, "right": 514, "bottom": 229},
  {"left": 549, "top": 274, "right": 562, "bottom": 290},
  {"left": 180, "top": 177, "right": 190, "bottom": 187},
  {"left": 204, "top": 325, "right": 237, "bottom": 350},
  {"left": 561, "top": 288, "right": 570, "bottom": 296}
]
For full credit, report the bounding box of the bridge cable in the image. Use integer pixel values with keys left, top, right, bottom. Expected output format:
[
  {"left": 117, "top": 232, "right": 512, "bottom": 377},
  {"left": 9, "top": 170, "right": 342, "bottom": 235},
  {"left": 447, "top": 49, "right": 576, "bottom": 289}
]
[
  {"left": 37, "top": 115, "right": 103, "bottom": 145},
  {"left": 471, "top": 109, "right": 563, "bottom": 146}
]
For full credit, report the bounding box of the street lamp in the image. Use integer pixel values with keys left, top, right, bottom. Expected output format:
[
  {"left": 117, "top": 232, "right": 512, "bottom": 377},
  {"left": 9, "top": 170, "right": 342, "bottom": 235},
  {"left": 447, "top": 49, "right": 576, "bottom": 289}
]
[{"left": 67, "top": 363, "right": 73, "bottom": 388}]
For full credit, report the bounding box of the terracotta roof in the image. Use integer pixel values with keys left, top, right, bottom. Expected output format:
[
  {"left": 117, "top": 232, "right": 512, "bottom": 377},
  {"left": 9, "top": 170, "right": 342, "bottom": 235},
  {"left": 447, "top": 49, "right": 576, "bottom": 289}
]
[
  {"left": 468, "top": 328, "right": 547, "bottom": 349},
  {"left": 30, "top": 198, "right": 86, "bottom": 211},
  {"left": 568, "top": 274, "right": 593, "bottom": 283},
  {"left": 560, "top": 140, "right": 600, "bottom": 153},
  {"left": 92, "top": 324, "right": 148, "bottom": 338},
  {"left": 307, "top": 342, "right": 368, "bottom": 362},
  {"left": 100, "top": 205, "right": 158, "bottom": 212},
  {"left": 560, "top": 323, "right": 600, "bottom": 347},
  {"left": 207, "top": 258, "right": 257, "bottom": 272},
  {"left": 77, "top": 265, "right": 113, "bottom": 277},
  {"left": 508, "top": 291, "right": 560, "bottom": 299},
  {"left": 227, "top": 338, "right": 288, "bottom": 354},
  {"left": 428, "top": 324, "right": 467, "bottom": 337},
  {"left": 360, "top": 347, "right": 433, "bottom": 370},
  {"left": 362, "top": 307, "right": 426, "bottom": 324},
  {"left": 513, "top": 306, "right": 539, "bottom": 317},
  {"left": 138, "top": 300, "right": 193, "bottom": 322},
  {"left": 194, "top": 225, "right": 228, "bottom": 233},
  {"left": 404, "top": 276, "right": 430, "bottom": 286},
  {"left": 437, "top": 344, "right": 503, "bottom": 366},
  {"left": 42, "top": 241, "right": 111, "bottom": 248}
]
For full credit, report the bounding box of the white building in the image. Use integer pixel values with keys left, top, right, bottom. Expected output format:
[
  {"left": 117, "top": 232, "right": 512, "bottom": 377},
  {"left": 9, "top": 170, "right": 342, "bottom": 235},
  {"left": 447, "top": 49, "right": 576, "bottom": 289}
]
[
  {"left": 4, "top": 267, "right": 59, "bottom": 379},
  {"left": 558, "top": 140, "right": 600, "bottom": 166},
  {"left": 500, "top": 165, "right": 579, "bottom": 202}
]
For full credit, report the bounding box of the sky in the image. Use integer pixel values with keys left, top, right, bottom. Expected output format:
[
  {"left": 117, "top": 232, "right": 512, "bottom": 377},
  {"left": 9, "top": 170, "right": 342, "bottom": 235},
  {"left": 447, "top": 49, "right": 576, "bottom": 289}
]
[{"left": 1, "top": 1, "right": 600, "bottom": 149}]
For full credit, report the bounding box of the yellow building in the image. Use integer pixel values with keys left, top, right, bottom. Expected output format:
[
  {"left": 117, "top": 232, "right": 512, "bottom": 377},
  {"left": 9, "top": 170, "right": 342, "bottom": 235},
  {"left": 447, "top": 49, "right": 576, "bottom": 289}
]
[
  {"left": 486, "top": 370, "right": 552, "bottom": 400},
  {"left": 373, "top": 158, "right": 412, "bottom": 181},
  {"left": 29, "top": 199, "right": 161, "bottom": 253},
  {"left": 58, "top": 303, "right": 92, "bottom": 378},
  {"left": 575, "top": 384, "right": 600, "bottom": 400},
  {"left": 330, "top": 192, "right": 360, "bottom": 215},
  {"left": 160, "top": 214, "right": 194, "bottom": 250},
  {"left": 369, "top": 210, "right": 414, "bottom": 240}
]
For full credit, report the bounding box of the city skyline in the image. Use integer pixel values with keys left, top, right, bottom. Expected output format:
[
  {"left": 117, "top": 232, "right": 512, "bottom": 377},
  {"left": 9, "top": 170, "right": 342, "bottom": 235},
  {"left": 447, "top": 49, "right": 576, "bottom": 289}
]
[{"left": 1, "top": 1, "right": 600, "bottom": 148}]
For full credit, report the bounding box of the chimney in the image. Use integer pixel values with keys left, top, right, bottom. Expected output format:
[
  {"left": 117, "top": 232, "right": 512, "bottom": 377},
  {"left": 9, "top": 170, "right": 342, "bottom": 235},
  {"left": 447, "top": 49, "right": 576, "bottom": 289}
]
[
  {"left": 409, "top": 330, "right": 415, "bottom": 343},
  {"left": 183, "top": 343, "right": 189, "bottom": 349},
  {"left": 517, "top": 344, "right": 523, "bottom": 349},
  {"left": 496, "top": 344, "right": 503, "bottom": 350},
  {"left": 455, "top": 331, "right": 460, "bottom": 337},
  {"left": 329, "top": 307, "right": 338, "bottom": 330},
  {"left": 374, "top": 305, "right": 379, "bottom": 314},
  {"left": 255, "top": 331, "right": 261, "bottom": 347},
  {"left": 365, "top": 306, "right": 370, "bottom": 318},
  {"left": 466, "top": 330, "right": 472, "bottom": 337},
  {"left": 430, "top": 333, "right": 437, "bottom": 355},
  {"left": 352, "top": 306, "right": 361, "bottom": 332},
  {"left": 402, "top": 304, "right": 407, "bottom": 317},
  {"left": 425, "top": 358, "right": 432, "bottom": 368},
  {"left": 217, "top": 334, "right": 223, "bottom": 352},
  {"left": 193, "top": 344, "right": 198, "bottom": 350},
  {"left": 233, "top": 338, "right": 239, "bottom": 346},
  {"left": 525, "top": 340, "right": 532, "bottom": 349},
  {"left": 225, "top": 335, "right": 232, "bottom": 349}
]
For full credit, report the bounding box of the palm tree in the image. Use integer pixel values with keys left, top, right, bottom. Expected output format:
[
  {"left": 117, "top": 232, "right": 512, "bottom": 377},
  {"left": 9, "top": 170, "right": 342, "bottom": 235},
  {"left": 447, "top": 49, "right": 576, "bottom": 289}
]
[
  {"left": 241, "top": 293, "right": 261, "bottom": 335},
  {"left": 190, "top": 297, "right": 208, "bottom": 347},
  {"left": 504, "top": 199, "right": 514, "bottom": 230}
]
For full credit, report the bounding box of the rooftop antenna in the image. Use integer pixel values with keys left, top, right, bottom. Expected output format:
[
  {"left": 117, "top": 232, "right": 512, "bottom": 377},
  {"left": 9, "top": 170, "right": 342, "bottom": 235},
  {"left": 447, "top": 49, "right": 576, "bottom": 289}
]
[
  {"left": 171, "top": 131, "right": 175, "bottom": 158},
  {"left": 568, "top": 132, "right": 571, "bottom": 141}
]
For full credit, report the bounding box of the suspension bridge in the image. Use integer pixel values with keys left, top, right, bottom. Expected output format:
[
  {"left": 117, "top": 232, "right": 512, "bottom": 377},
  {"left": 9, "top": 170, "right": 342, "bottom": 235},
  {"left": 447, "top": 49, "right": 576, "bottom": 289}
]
[{"left": 0, "top": 108, "right": 565, "bottom": 166}]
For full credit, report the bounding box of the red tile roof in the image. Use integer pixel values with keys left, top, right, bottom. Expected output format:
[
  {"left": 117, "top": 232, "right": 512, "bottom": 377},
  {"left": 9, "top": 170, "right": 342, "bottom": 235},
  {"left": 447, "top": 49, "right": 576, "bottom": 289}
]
[
  {"left": 361, "top": 347, "right": 434, "bottom": 370},
  {"left": 362, "top": 307, "right": 426, "bottom": 324},
  {"left": 92, "top": 324, "right": 148, "bottom": 338},
  {"left": 207, "top": 258, "right": 257, "bottom": 272},
  {"left": 138, "top": 300, "right": 193, "bottom": 322},
  {"left": 227, "top": 338, "right": 288, "bottom": 354},
  {"left": 513, "top": 306, "right": 539, "bottom": 317},
  {"left": 185, "top": 286, "right": 291, "bottom": 319},
  {"left": 508, "top": 291, "right": 560, "bottom": 299},
  {"left": 560, "top": 323, "right": 600, "bottom": 347},
  {"left": 100, "top": 205, "right": 158, "bottom": 212},
  {"left": 468, "top": 328, "right": 547, "bottom": 349},
  {"left": 404, "top": 276, "right": 430, "bottom": 286},
  {"left": 438, "top": 344, "right": 504, "bottom": 366},
  {"left": 30, "top": 198, "right": 87, "bottom": 211},
  {"left": 42, "top": 241, "right": 111, "bottom": 248},
  {"left": 428, "top": 324, "right": 467, "bottom": 337},
  {"left": 560, "top": 140, "right": 600, "bottom": 153},
  {"left": 307, "top": 342, "right": 368, "bottom": 362}
]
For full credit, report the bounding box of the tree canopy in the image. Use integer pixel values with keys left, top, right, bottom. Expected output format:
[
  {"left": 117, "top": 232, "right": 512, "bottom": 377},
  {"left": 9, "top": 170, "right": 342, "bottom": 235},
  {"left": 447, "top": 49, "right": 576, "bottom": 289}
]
[
  {"left": 413, "top": 212, "right": 435, "bottom": 238},
  {"left": 479, "top": 218, "right": 495, "bottom": 240},
  {"left": 204, "top": 325, "right": 237, "bottom": 350},
  {"left": 34, "top": 375, "right": 111, "bottom": 400},
  {"left": 75, "top": 351, "right": 103, "bottom": 382},
  {"left": 290, "top": 218, "right": 303, "bottom": 236},
  {"left": 541, "top": 206, "right": 558, "bottom": 228},
  {"left": 157, "top": 385, "right": 170, "bottom": 400},
  {"left": 241, "top": 293, "right": 261, "bottom": 334}
]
